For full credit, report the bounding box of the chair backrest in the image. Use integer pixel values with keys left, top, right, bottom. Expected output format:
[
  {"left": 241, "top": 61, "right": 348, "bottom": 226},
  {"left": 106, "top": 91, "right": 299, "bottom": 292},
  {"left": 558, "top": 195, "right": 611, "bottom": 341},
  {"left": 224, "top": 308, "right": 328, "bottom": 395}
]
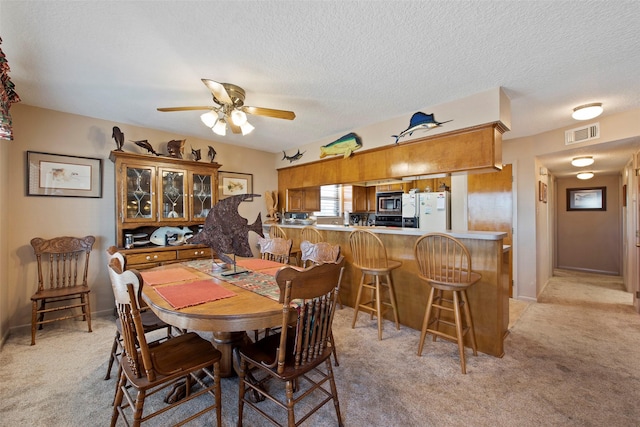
[
  {"left": 258, "top": 236, "right": 292, "bottom": 264},
  {"left": 268, "top": 225, "right": 288, "bottom": 239},
  {"left": 348, "top": 229, "right": 390, "bottom": 270},
  {"left": 107, "top": 258, "right": 156, "bottom": 381},
  {"left": 413, "top": 233, "right": 474, "bottom": 285},
  {"left": 31, "top": 235, "right": 96, "bottom": 292},
  {"left": 300, "top": 226, "right": 323, "bottom": 244},
  {"left": 300, "top": 240, "right": 340, "bottom": 267},
  {"left": 273, "top": 257, "right": 345, "bottom": 374}
]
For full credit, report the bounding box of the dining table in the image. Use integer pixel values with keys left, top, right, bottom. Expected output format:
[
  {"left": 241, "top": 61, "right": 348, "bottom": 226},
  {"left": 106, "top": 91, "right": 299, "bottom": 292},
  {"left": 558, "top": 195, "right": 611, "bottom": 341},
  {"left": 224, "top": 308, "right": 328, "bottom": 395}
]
[{"left": 140, "top": 257, "right": 292, "bottom": 377}]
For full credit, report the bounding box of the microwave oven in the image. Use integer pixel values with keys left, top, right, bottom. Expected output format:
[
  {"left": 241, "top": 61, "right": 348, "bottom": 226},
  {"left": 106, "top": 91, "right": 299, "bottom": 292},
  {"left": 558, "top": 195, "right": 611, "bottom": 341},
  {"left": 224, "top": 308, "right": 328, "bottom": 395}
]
[{"left": 376, "top": 192, "right": 403, "bottom": 215}]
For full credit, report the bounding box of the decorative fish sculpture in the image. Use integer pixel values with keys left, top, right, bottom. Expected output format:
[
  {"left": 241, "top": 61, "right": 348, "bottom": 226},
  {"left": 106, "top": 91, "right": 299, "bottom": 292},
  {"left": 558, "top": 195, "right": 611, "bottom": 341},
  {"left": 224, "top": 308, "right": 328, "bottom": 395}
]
[
  {"left": 112, "top": 126, "right": 124, "bottom": 151},
  {"left": 319, "top": 132, "right": 362, "bottom": 159},
  {"left": 208, "top": 145, "right": 217, "bottom": 162},
  {"left": 191, "top": 147, "right": 201, "bottom": 161},
  {"left": 282, "top": 149, "right": 305, "bottom": 163},
  {"left": 167, "top": 139, "right": 185, "bottom": 158},
  {"left": 149, "top": 226, "right": 193, "bottom": 246},
  {"left": 187, "top": 193, "right": 264, "bottom": 265},
  {"left": 131, "top": 140, "right": 160, "bottom": 156},
  {"left": 392, "top": 112, "right": 452, "bottom": 144}
]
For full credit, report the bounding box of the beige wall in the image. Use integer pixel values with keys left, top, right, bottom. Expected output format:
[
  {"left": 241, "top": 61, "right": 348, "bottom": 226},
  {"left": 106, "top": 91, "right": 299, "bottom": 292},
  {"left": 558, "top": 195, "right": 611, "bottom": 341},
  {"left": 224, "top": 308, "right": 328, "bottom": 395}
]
[
  {"left": 556, "top": 174, "right": 621, "bottom": 275},
  {"left": 504, "top": 107, "right": 640, "bottom": 300},
  {"left": 0, "top": 104, "right": 277, "bottom": 338}
]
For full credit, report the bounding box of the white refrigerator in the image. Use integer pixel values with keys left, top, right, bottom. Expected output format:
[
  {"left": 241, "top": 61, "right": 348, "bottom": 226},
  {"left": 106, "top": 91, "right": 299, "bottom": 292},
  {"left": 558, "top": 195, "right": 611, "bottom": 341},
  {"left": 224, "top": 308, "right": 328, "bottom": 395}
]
[{"left": 402, "top": 192, "right": 450, "bottom": 232}]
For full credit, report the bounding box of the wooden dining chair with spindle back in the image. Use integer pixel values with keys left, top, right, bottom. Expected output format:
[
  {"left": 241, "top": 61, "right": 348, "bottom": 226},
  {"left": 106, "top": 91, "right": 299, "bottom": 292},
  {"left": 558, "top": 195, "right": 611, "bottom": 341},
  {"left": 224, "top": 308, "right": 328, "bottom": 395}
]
[
  {"left": 257, "top": 236, "right": 293, "bottom": 264},
  {"left": 269, "top": 224, "right": 300, "bottom": 265},
  {"left": 300, "top": 225, "right": 324, "bottom": 244},
  {"left": 29, "top": 235, "right": 95, "bottom": 345}
]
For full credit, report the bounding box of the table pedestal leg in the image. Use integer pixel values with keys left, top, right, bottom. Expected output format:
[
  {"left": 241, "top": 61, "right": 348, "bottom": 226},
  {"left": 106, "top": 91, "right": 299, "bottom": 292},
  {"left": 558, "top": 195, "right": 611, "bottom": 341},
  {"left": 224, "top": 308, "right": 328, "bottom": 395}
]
[{"left": 211, "top": 331, "right": 251, "bottom": 377}]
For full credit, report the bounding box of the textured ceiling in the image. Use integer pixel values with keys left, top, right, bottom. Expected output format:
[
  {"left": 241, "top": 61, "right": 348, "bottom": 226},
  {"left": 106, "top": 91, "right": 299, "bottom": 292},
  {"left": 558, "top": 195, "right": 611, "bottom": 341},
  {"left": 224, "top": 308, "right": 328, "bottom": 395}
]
[{"left": 2, "top": 1, "right": 640, "bottom": 176}]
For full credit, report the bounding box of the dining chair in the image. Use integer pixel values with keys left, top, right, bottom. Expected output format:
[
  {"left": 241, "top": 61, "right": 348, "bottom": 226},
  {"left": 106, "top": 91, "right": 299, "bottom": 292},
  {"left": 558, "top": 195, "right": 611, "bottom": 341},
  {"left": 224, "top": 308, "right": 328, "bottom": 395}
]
[
  {"left": 349, "top": 229, "right": 401, "bottom": 340},
  {"left": 103, "top": 247, "right": 174, "bottom": 381},
  {"left": 300, "top": 225, "right": 324, "bottom": 244},
  {"left": 109, "top": 259, "right": 222, "bottom": 426},
  {"left": 237, "top": 258, "right": 345, "bottom": 427},
  {"left": 269, "top": 224, "right": 300, "bottom": 265},
  {"left": 258, "top": 236, "right": 293, "bottom": 264},
  {"left": 414, "top": 233, "right": 481, "bottom": 374},
  {"left": 29, "top": 235, "right": 95, "bottom": 345}
]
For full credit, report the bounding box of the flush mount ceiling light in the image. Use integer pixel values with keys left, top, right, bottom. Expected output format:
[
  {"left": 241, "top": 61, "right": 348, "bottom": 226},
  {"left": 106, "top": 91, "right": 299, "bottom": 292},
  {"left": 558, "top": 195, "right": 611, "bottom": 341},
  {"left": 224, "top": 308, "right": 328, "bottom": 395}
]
[
  {"left": 572, "top": 103, "right": 603, "bottom": 120},
  {"left": 577, "top": 171, "right": 594, "bottom": 180},
  {"left": 571, "top": 156, "right": 594, "bottom": 167}
]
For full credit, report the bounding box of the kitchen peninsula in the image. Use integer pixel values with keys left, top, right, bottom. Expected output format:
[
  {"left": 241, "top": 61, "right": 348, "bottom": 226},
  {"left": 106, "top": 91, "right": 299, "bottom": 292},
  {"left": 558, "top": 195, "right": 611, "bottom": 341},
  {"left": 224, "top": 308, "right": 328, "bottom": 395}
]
[{"left": 271, "top": 223, "right": 510, "bottom": 358}]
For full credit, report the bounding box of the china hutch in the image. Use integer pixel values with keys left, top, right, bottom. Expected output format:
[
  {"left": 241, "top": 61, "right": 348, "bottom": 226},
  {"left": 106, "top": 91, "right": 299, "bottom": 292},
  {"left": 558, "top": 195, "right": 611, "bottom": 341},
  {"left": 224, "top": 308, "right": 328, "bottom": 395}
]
[{"left": 110, "top": 151, "right": 221, "bottom": 269}]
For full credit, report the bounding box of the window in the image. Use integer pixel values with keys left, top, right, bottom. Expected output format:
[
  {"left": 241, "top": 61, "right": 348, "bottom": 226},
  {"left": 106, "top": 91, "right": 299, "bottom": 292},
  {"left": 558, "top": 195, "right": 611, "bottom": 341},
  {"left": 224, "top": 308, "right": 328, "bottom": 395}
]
[{"left": 315, "top": 185, "right": 340, "bottom": 216}]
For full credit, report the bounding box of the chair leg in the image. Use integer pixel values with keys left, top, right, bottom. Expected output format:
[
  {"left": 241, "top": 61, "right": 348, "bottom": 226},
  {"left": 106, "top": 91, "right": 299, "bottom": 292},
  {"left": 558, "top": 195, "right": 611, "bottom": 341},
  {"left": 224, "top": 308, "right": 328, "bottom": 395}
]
[
  {"left": 237, "top": 358, "right": 246, "bottom": 427},
  {"left": 351, "top": 273, "right": 366, "bottom": 329},
  {"left": 285, "top": 380, "right": 296, "bottom": 426},
  {"left": 375, "top": 276, "right": 383, "bottom": 340},
  {"left": 325, "top": 358, "right": 344, "bottom": 427},
  {"left": 110, "top": 372, "right": 126, "bottom": 427},
  {"left": 386, "top": 273, "right": 400, "bottom": 330},
  {"left": 461, "top": 290, "right": 478, "bottom": 356},
  {"left": 84, "top": 294, "right": 93, "bottom": 333},
  {"left": 432, "top": 289, "right": 444, "bottom": 342},
  {"left": 104, "top": 330, "right": 121, "bottom": 380},
  {"left": 329, "top": 332, "right": 339, "bottom": 366},
  {"left": 31, "top": 301, "right": 38, "bottom": 345},
  {"left": 418, "top": 287, "right": 435, "bottom": 356},
  {"left": 452, "top": 290, "right": 467, "bottom": 374}
]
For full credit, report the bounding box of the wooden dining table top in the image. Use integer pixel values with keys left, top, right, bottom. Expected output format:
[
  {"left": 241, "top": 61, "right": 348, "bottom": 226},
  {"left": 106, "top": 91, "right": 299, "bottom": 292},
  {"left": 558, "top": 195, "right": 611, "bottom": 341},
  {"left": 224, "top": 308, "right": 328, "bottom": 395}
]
[{"left": 140, "top": 258, "right": 288, "bottom": 333}]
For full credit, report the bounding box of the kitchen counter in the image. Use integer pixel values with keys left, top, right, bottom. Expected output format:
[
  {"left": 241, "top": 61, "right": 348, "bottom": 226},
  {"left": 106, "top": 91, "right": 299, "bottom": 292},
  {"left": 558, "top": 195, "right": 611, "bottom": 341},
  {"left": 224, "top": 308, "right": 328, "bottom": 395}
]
[{"left": 270, "top": 222, "right": 510, "bottom": 357}]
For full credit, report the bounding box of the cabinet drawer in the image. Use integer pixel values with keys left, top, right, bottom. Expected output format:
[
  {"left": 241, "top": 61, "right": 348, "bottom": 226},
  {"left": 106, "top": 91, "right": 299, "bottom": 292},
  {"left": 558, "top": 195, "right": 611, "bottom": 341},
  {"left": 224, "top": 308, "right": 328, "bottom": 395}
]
[
  {"left": 177, "top": 247, "right": 212, "bottom": 259},
  {"left": 126, "top": 251, "right": 177, "bottom": 265}
]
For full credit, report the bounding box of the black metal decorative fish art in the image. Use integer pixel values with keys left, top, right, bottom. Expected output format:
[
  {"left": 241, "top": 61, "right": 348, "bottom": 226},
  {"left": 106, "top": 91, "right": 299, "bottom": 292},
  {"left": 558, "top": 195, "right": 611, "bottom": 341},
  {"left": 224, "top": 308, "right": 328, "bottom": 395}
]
[
  {"left": 282, "top": 149, "right": 305, "bottom": 163},
  {"left": 167, "top": 139, "right": 185, "bottom": 158},
  {"left": 392, "top": 112, "right": 452, "bottom": 144},
  {"left": 112, "top": 126, "right": 124, "bottom": 151},
  {"left": 191, "top": 147, "right": 201, "bottom": 161},
  {"left": 187, "top": 193, "right": 264, "bottom": 265},
  {"left": 131, "top": 140, "right": 161, "bottom": 156}
]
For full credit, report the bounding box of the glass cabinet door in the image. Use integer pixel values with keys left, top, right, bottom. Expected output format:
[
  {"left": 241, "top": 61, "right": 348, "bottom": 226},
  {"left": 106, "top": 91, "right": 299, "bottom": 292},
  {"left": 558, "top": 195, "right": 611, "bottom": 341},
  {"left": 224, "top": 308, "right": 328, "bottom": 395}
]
[
  {"left": 192, "top": 172, "right": 213, "bottom": 219},
  {"left": 160, "top": 169, "right": 187, "bottom": 221},
  {"left": 124, "top": 165, "right": 154, "bottom": 220}
]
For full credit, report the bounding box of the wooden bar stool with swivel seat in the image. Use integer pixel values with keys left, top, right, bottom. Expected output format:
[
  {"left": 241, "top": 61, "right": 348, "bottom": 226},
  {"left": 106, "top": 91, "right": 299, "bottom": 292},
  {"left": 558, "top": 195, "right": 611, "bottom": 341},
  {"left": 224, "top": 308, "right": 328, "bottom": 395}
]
[
  {"left": 349, "top": 229, "right": 401, "bottom": 340},
  {"left": 413, "top": 233, "right": 481, "bottom": 374}
]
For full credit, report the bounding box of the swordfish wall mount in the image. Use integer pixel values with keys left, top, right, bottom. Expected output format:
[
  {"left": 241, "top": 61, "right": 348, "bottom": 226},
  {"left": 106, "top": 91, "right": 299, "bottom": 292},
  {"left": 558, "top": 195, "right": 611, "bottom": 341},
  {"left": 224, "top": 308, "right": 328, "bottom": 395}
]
[{"left": 392, "top": 112, "right": 452, "bottom": 144}]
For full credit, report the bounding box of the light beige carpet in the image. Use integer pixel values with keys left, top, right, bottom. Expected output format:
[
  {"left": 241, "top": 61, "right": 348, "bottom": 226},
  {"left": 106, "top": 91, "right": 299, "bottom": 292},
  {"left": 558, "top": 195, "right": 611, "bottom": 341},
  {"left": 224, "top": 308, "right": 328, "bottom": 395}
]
[{"left": 1, "top": 270, "right": 638, "bottom": 426}]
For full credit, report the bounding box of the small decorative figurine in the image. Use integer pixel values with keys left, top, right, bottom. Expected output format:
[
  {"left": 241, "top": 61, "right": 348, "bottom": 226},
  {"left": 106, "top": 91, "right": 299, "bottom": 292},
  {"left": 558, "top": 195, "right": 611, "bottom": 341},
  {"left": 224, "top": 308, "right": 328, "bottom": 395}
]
[
  {"left": 131, "top": 140, "right": 160, "bottom": 156},
  {"left": 208, "top": 145, "right": 217, "bottom": 162},
  {"left": 167, "top": 139, "right": 185, "bottom": 158},
  {"left": 264, "top": 190, "right": 279, "bottom": 223},
  {"left": 112, "top": 126, "right": 124, "bottom": 151},
  {"left": 191, "top": 147, "right": 201, "bottom": 161},
  {"left": 392, "top": 112, "right": 452, "bottom": 144},
  {"left": 319, "top": 132, "right": 362, "bottom": 159}
]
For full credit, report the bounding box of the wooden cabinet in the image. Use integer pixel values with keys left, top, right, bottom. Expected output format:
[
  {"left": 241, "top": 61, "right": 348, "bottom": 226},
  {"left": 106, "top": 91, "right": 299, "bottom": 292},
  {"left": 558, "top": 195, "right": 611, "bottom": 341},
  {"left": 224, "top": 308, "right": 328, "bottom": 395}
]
[
  {"left": 110, "top": 151, "right": 221, "bottom": 265},
  {"left": 286, "top": 187, "right": 320, "bottom": 212},
  {"left": 375, "top": 183, "right": 404, "bottom": 192}
]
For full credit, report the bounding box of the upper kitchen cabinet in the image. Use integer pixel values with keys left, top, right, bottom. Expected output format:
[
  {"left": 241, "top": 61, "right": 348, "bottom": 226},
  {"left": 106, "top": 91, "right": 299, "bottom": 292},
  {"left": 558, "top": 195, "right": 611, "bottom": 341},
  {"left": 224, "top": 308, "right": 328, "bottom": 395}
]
[
  {"left": 110, "top": 151, "right": 221, "bottom": 247},
  {"left": 286, "top": 187, "right": 320, "bottom": 212}
]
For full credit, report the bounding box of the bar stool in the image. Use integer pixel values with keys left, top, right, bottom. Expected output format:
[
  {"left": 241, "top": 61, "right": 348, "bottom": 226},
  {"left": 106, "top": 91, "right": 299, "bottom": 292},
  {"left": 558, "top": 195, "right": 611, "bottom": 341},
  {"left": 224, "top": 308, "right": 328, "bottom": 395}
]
[
  {"left": 349, "top": 229, "right": 401, "bottom": 340},
  {"left": 414, "top": 233, "right": 481, "bottom": 374}
]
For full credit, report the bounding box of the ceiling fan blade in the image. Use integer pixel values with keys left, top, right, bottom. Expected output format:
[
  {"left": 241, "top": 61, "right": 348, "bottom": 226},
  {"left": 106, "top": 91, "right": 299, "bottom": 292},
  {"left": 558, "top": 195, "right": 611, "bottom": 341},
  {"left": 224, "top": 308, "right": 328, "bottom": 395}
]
[
  {"left": 227, "top": 118, "right": 242, "bottom": 134},
  {"left": 201, "top": 79, "right": 233, "bottom": 105},
  {"left": 243, "top": 106, "right": 296, "bottom": 120},
  {"left": 157, "top": 106, "right": 215, "bottom": 112}
]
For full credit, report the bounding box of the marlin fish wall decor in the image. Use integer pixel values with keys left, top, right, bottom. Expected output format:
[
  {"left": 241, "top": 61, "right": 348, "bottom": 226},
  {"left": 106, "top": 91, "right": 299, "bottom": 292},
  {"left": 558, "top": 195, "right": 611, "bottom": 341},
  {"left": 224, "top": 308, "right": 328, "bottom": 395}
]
[
  {"left": 282, "top": 149, "right": 305, "bottom": 163},
  {"left": 392, "top": 112, "right": 452, "bottom": 144},
  {"left": 319, "top": 132, "right": 362, "bottom": 159}
]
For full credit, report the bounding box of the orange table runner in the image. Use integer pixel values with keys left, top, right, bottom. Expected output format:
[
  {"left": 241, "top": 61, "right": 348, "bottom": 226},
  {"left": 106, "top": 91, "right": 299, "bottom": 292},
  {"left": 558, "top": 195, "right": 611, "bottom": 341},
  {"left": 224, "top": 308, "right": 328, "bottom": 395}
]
[
  {"left": 140, "top": 267, "right": 200, "bottom": 286},
  {"left": 235, "top": 258, "right": 285, "bottom": 272},
  {"left": 153, "top": 279, "right": 236, "bottom": 309}
]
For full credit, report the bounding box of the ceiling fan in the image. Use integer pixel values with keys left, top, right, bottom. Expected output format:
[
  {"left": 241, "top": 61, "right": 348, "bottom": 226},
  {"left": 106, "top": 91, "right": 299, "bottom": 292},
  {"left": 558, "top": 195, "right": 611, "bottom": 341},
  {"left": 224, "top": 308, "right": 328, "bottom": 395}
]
[{"left": 157, "top": 79, "right": 296, "bottom": 136}]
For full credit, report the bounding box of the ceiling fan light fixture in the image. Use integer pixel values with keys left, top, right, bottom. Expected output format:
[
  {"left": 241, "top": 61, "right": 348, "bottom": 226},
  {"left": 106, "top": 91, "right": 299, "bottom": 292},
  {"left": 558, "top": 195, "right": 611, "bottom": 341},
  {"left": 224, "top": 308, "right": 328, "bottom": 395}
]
[
  {"left": 200, "top": 111, "right": 218, "bottom": 128},
  {"left": 571, "top": 156, "right": 594, "bottom": 167},
  {"left": 240, "top": 121, "right": 255, "bottom": 136},
  {"left": 577, "top": 171, "right": 594, "bottom": 180},
  {"left": 212, "top": 118, "right": 227, "bottom": 136},
  {"left": 231, "top": 109, "right": 248, "bottom": 126},
  {"left": 572, "top": 103, "right": 603, "bottom": 120}
]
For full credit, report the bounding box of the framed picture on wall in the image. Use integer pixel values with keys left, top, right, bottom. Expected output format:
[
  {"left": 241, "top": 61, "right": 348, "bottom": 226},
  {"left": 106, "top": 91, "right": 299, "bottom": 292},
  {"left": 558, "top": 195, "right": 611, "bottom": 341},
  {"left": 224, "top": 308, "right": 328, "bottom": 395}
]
[
  {"left": 566, "top": 187, "right": 606, "bottom": 211},
  {"left": 26, "top": 151, "right": 103, "bottom": 198},
  {"left": 218, "top": 171, "right": 253, "bottom": 201}
]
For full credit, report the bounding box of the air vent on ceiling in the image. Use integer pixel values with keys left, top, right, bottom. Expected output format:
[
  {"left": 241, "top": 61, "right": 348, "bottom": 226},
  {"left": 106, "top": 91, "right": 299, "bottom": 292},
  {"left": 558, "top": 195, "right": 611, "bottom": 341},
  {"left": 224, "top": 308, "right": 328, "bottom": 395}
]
[{"left": 565, "top": 123, "right": 600, "bottom": 145}]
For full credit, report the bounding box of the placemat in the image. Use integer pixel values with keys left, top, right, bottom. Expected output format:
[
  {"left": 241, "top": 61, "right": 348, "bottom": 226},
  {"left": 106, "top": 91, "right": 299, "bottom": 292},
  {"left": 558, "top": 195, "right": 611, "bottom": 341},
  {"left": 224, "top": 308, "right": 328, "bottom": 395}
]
[
  {"left": 236, "top": 258, "right": 284, "bottom": 271},
  {"left": 140, "top": 267, "right": 200, "bottom": 286},
  {"left": 154, "top": 279, "right": 236, "bottom": 309}
]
